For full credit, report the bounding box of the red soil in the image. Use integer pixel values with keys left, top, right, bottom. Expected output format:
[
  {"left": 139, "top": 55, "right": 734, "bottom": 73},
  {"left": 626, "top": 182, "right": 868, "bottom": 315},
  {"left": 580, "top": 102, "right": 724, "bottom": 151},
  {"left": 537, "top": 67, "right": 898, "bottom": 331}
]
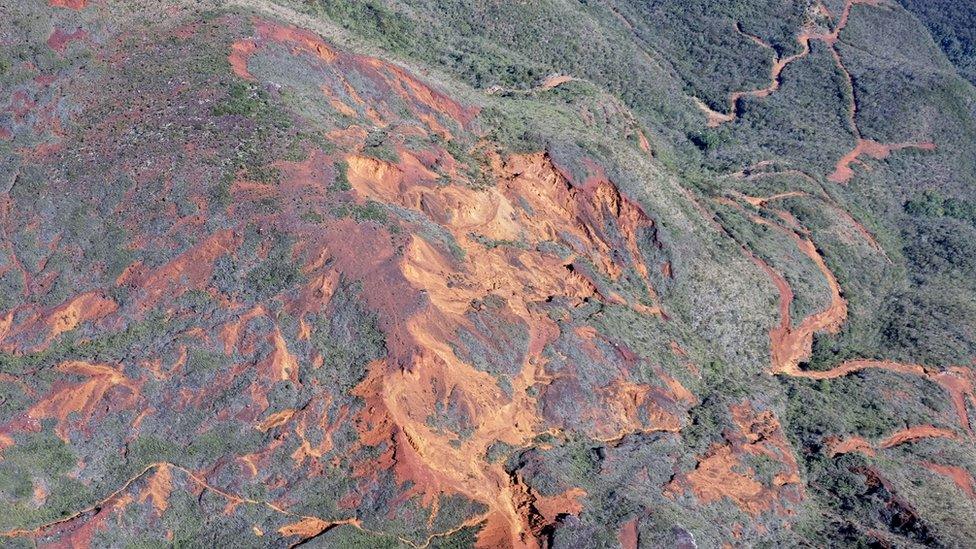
[
  {"left": 617, "top": 518, "right": 639, "bottom": 549},
  {"left": 0, "top": 14, "right": 681, "bottom": 548},
  {"left": 738, "top": 210, "right": 848, "bottom": 377},
  {"left": 728, "top": 191, "right": 974, "bottom": 470},
  {"left": 825, "top": 435, "right": 875, "bottom": 457},
  {"left": 0, "top": 461, "right": 367, "bottom": 547},
  {"left": 228, "top": 40, "right": 257, "bottom": 80},
  {"left": 828, "top": 140, "right": 937, "bottom": 183},
  {"left": 699, "top": 0, "right": 885, "bottom": 127},
  {"left": 921, "top": 462, "right": 976, "bottom": 499},
  {"left": 228, "top": 19, "right": 476, "bottom": 132},
  {"left": 538, "top": 74, "right": 575, "bottom": 90},
  {"left": 932, "top": 368, "right": 976, "bottom": 434},
  {"left": 0, "top": 291, "right": 117, "bottom": 354},
  {"left": 48, "top": 0, "right": 87, "bottom": 9},
  {"left": 666, "top": 402, "right": 803, "bottom": 517},
  {"left": 334, "top": 150, "right": 675, "bottom": 546},
  {"left": 23, "top": 361, "right": 140, "bottom": 440},
  {"left": 122, "top": 229, "right": 239, "bottom": 313},
  {"left": 47, "top": 28, "right": 87, "bottom": 52},
  {"left": 827, "top": 425, "right": 960, "bottom": 458},
  {"left": 739, "top": 190, "right": 886, "bottom": 256},
  {"left": 732, "top": 199, "right": 972, "bottom": 433},
  {"left": 879, "top": 425, "right": 958, "bottom": 448}
]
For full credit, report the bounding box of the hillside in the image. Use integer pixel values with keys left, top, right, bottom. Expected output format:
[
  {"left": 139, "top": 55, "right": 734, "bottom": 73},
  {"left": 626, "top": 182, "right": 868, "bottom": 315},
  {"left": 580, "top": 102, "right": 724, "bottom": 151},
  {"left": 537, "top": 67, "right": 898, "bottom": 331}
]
[{"left": 0, "top": 0, "right": 974, "bottom": 547}]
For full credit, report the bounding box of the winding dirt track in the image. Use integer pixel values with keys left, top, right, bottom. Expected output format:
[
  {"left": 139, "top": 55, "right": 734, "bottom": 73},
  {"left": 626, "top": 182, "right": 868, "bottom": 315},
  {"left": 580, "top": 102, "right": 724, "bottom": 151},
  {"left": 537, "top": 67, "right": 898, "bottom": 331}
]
[
  {"left": 826, "top": 425, "right": 960, "bottom": 457},
  {"left": 700, "top": 1, "right": 966, "bottom": 461},
  {"left": 697, "top": 0, "right": 935, "bottom": 183},
  {"left": 698, "top": 0, "right": 870, "bottom": 127},
  {"left": 0, "top": 461, "right": 475, "bottom": 548},
  {"left": 728, "top": 191, "right": 975, "bottom": 456},
  {"left": 695, "top": 22, "right": 811, "bottom": 127}
]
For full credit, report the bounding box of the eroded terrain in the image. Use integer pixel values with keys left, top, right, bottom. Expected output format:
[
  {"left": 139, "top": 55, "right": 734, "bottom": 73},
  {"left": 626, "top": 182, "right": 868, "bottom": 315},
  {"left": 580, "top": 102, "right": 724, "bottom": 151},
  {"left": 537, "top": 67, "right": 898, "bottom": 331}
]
[{"left": 0, "top": 0, "right": 973, "bottom": 547}]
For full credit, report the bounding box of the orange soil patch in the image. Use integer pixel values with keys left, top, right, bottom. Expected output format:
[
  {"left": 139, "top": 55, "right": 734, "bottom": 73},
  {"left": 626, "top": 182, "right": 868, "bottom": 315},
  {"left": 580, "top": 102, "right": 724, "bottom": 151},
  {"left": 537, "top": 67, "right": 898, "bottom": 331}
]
[
  {"left": 229, "top": 40, "right": 257, "bottom": 80},
  {"left": 138, "top": 464, "right": 173, "bottom": 516},
  {"left": 32, "top": 480, "right": 49, "bottom": 507},
  {"left": 739, "top": 212, "right": 848, "bottom": 377},
  {"left": 124, "top": 230, "right": 239, "bottom": 312},
  {"left": 932, "top": 367, "right": 976, "bottom": 434},
  {"left": 879, "top": 425, "right": 959, "bottom": 448},
  {"left": 48, "top": 0, "right": 87, "bottom": 9},
  {"left": 676, "top": 444, "right": 766, "bottom": 511},
  {"left": 266, "top": 326, "right": 299, "bottom": 383},
  {"left": 228, "top": 19, "right": 476, "bottom": 132},
  {"left": 229, "top": 21, "right": 339, "bottom": 82},
  {"left": 255, "top": 21, "right": 337, "bottom": 64},
  {"left": 740, "top": 191, "right": 807, "bottom": 208},
  {"left": 694, "top": 98, "right": 735, "bottom": 127},
  {"left": 617, "top": 518, "right": 639, "bottom": 549},
  {"left": 45, "top": 291, "right": 118, "bottom": 342},
  {"left": 290, "top": 400, "right": 346, "bottom": 466},
  {"left": 827, "top": 140, "right": 936, "bottom": 183},
  {"left": 825, "top": 435, "right": 875, "bottom": 457},
  {"left": 595, "top": 379, "right": 685, "bottom": 442},
  {"left": 767, "top": 230, "right": 847, "bottom": 373},
  {"left": 27, "top": 361, "right": 139, "bottom": 440},
  {"left": 514, "top": 483, "right": 587, "bottom": 539},
  {"left": 331, "top": 149, "right": 673, "bottom": 546},
  {"left": 218, "top": 305, "right": 267, "bottom": 355},
  {"left": 345, "top": 151, "right": 665, "bottom": 316},
  {"left": 921, "top": 462, "right": 976, "bottom": 499},
  {"left": 0, "top": 290, "right": 117, "bottom": 353},
  {"left": 827, "top": 426, "right": 960, "bottom": 457},
  {"left": 277, "top": 517, "right": 359, "bottom": 540},
  {"left": 730, "top": 200, "right": 917, "bottom": 387},
  {"left": 47, "top": 28, "right": 87, "bottom": 52},
  {"left": 666, "top": 402, "right": 803, "bottom": 517},
  {"left": 538, "top": 74, "right": 575, "bottom": 90},
  {"left": 256, "top": 409, "right": 296, "bottom": 433}
]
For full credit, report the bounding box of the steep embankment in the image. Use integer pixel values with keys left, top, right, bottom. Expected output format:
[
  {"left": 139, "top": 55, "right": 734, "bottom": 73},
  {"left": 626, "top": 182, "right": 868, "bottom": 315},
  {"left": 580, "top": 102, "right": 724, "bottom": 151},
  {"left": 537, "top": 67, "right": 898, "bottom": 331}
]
[
  {"left": 726, "top": 189, "right": 975, "bottom": 456},
  {"left": 0, "top": 11, "right": 695, "bottom": 548}
]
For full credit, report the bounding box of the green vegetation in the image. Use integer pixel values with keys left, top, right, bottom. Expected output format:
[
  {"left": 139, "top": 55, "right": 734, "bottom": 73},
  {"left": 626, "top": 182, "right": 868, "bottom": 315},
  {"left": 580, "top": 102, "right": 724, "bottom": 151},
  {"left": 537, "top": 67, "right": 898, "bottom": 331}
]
[
  {"left": 0, "top": 432, "right": 94, "bottom": 530},
  {"left": 243, "top": 246, "right": 304, "bottom": 300},
  {"left": 363, "top": 128, "right": 400, "bottom": 164},
  {"left": 905, "top": 190, "right": 976, "bottom": 225},
  {"left": 335, "top": 200, "right": 389, "bottom": 224},
  {"left": 212, "top": 81, "right": 274, "bottom": 118},
  {"left": 212, "top": 81, "right": 292, "bottom": 185},
  {"left": 331, "top": 160, "right": 351, "bottom": 192},
  {"left": 305, "top": 0, "right": 416, "bottom": 54},
  {"left": 310, "top": 281, "right": 386, "bottom": 391}
]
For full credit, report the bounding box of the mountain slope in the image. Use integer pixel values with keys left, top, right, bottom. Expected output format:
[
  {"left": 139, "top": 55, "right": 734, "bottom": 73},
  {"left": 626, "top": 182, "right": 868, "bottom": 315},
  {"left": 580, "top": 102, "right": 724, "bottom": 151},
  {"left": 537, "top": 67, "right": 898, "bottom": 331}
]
[{"left": 0, "top": 0, "right": 974, "bottom": 547}]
